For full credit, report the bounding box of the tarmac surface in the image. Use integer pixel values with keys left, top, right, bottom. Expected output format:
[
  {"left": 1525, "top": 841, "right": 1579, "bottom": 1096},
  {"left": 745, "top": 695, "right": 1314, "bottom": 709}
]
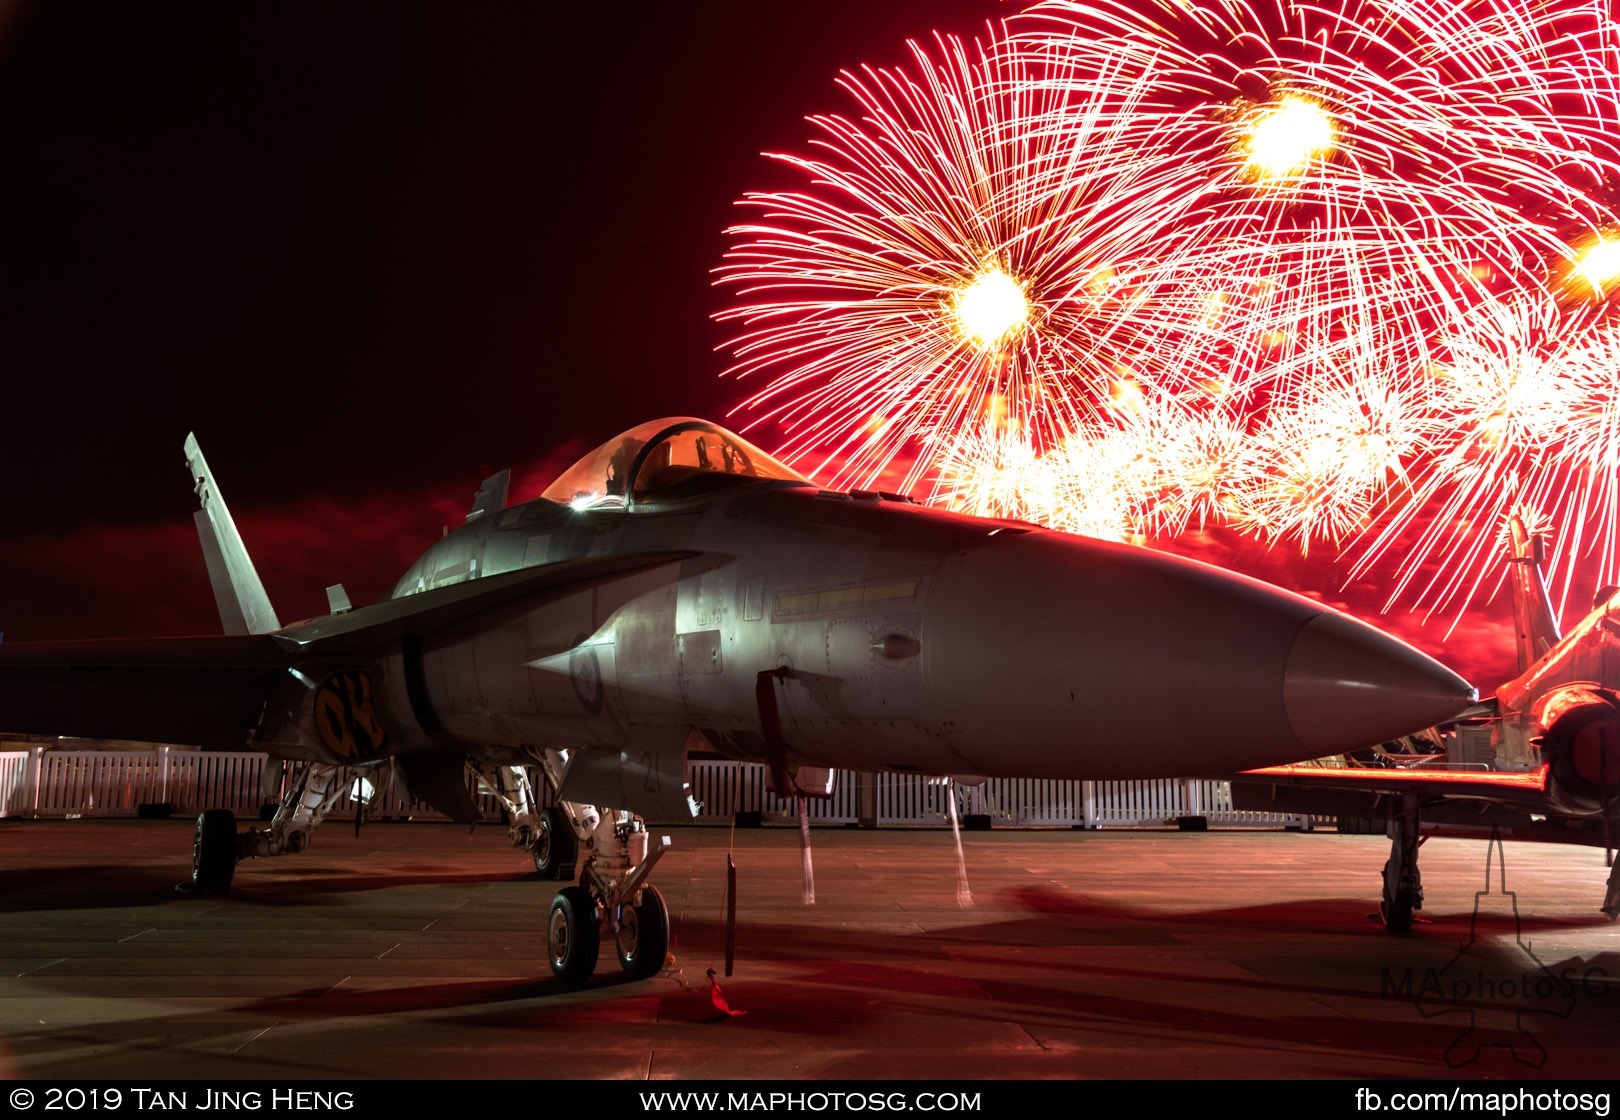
[{"left": 1, "top": 817, "right": 1617, "bottom": 1081}]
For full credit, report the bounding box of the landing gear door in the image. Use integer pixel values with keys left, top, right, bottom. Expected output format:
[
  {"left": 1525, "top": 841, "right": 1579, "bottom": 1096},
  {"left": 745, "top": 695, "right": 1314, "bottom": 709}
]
[{"left": 556, "top": 726, "right": 702, "bottom": 819}]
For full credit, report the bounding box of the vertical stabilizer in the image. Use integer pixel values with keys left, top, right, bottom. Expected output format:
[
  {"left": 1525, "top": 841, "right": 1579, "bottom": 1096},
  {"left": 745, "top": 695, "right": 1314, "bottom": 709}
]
[
  {"left": 466, "top": 469, "right": 510, "bottom": 523},
  {"left": 1507, "top": 515, "right": 1559, "bottom": 674},
  {"left": 184, "top": 433, "right": 282, "bottom": 636}
]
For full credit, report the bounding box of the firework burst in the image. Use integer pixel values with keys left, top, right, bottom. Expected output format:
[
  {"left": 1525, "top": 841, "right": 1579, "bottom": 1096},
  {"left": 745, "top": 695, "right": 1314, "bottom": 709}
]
[
  {"left": 1017, "top": 0, "right": 1620, "bottom": 396},
  {"left": 930, "top": 388, "right": 1259, "bottom": 542},
  {"left": 719, "top": 0, "right": 1620, "bottom": 630},
  {"left": 715, "top": 26, "right": 1240, "bottom": 491},
  {"left": 1370, "top": 298, "right": 1620, "bottom": 622},
  {"left": 1348, "top": 295, "right": 1595, "bottom": 619},
  {"left": 930, "top": 417, "right": 1056, "bottom": 523},
  {"left": 1015, "top": 0, "right": 1620, "bottom": 261},
  {"left": 1539, "top": 316, "right": 1620, "bottom": 606}
]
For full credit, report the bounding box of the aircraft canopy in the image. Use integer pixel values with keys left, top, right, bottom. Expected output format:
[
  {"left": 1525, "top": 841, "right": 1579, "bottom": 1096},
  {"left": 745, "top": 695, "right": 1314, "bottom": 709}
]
[{"left": 541, "top": 418, "right": 811, "bottom": 509}]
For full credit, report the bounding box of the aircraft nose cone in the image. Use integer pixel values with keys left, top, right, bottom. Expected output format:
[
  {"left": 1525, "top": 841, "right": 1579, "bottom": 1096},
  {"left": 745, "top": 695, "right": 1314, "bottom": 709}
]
[
  {"left": 1283, "top": 612, "right": 1477, "bottom": 753},
  {"left": 921, "top": 529, "right": 1476, "bottom": 777}
]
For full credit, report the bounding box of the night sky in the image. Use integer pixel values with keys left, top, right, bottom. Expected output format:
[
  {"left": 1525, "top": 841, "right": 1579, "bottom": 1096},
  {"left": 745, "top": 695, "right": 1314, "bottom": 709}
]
[{"left": 0, "top": 2, "right": 1522, "bottom": 689}]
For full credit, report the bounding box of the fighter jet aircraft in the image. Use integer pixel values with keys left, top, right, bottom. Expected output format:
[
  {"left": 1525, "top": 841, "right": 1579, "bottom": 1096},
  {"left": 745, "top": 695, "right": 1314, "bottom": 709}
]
[
  {"left": 1232, "top": 515, "right": 1620, "bottom": 931},
  {"left": 0, "top": 417, "right": 1475, "bottom": 980}
]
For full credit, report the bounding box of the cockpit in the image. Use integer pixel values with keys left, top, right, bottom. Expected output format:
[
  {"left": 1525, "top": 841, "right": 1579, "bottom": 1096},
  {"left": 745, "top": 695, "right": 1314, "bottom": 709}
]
[{"left": 540, "top": 418, "right": 812, "bottom": 510}]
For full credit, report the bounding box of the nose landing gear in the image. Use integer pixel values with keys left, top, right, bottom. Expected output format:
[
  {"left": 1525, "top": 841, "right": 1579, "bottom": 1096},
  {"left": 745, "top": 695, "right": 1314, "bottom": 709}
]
[
  {"left": 547, "top": 885, "right": 600, "bottom": 983},
  {"left": 544, "top": 809, "right": 673, "bottom": 983},
  {"left": 614, "top": 884, "right": 670, "bottom": 980}
]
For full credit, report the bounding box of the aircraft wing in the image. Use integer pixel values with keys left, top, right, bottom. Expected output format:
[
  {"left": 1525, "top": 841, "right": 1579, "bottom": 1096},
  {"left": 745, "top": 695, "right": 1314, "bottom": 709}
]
[
  {"left": 1229, "top": 762, "right": 1556, "bottom": 829},
  {"left": 0, "top": 634, "right": 289, "bottom": 747},
  {"left": 0, "top": 550, "right": 700, "bottom": 749}
]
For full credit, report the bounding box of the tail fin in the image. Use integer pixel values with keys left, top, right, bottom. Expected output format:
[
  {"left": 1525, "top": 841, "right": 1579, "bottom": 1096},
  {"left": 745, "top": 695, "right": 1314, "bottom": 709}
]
[
  {"left": 1507, "top": 514, "right": 1559, "bottom": 674},
  {"left": 466, "top": 469, "right": 510, "bottom": 523},
  {"left": 184, "top": 433, "right": 282, "bottom": 636}
]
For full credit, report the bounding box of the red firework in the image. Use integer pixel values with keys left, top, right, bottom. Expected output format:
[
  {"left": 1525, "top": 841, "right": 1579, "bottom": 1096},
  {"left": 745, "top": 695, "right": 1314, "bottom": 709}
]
[{"left": 715, "top": 0, "right": 1620, "bottom": 625}]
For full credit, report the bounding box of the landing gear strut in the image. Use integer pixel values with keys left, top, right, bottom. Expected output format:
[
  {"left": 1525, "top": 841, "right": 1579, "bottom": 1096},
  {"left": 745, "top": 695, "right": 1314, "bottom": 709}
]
[
  {"left": 468, "top": 763, "right": 549, "bottom": 864},
  {"left": 1381, "top": 791, "right": 1424, "bottom": 932},
  {"left": 241, "top": 760, "right": 364, "bottom": 858},
  {"left": 177, "top": 762, "right": 381, "bottom": 894},
  {"left": 468, "top": 761, "right": 582, "bottom": 880}
]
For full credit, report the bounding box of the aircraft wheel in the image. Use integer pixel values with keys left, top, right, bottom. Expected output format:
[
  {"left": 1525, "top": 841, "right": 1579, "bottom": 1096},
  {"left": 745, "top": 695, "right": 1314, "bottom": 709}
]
[
  {"left": 547, "top": 885, "right": 599, "bottom": 983},
  {"left": 532, "top": 807, "right": 577, "bottom": 880},
  {"left": 1381, "top": 888, "right": 1416, "bottom": 933},
  {"left": 616, "top": 886, "right": 670, "bottom": 980},
  {"left": 188, "top": 809, "right": 237, "bottom": 895}
]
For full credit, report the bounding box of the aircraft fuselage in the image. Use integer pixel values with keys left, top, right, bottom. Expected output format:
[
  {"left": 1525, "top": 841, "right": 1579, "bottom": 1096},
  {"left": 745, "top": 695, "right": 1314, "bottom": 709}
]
[{"left": 254, "top": 468, "right": 1473, "bottom": 784}]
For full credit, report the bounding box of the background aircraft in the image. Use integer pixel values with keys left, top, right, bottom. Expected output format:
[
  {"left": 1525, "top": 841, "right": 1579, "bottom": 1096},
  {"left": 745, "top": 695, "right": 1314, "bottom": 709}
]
[
  {"left": 0, "top": 418, "right": 1475, "bottom": 980},
  {"left": 1233, "top": 516, "right": 1620, "bottom": 931}
]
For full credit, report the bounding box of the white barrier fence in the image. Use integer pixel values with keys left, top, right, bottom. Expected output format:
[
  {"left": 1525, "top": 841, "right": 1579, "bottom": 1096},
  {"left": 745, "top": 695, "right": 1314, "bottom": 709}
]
[{"left": 0, "top": 749, "right": 1312, "bottom": 829}]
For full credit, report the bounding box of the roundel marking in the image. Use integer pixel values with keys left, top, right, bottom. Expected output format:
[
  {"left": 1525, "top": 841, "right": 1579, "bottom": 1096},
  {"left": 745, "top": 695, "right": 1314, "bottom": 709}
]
[
  {"left": 569, "top": 637, "right": 604, "bottom": 715},
  {"left": 314, "top": 670, "right": 388, "bottom": 760}
]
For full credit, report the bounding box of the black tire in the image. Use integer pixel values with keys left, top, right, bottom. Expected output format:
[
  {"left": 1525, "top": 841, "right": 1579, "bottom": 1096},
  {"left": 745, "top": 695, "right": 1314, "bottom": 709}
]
[
  {"left": 616, "top": 885, "right": 670, "bottom": 980},
  {"left": 1381, "top": 888, "right": 1416, "bottom": 933},
  {"left": 532, "top": 806, "right": 577, "bottom": 880},
  {"left": 548, "top": 885, "right": 599, "bottom": 983},
  {"left": 190, "top": 809, "right": 237, "bottom": 894}
]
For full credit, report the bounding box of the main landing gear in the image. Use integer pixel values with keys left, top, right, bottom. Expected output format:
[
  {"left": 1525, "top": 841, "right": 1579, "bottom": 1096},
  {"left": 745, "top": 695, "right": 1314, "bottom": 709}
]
[
  {"left": 531, "top": 806, "right": 578, "bottom": 880},
  {"left": 183, "top": 808, "right": 239, "bottom": 894},
  {"left": 470, "top": 760, "right": 576, "bottom": 879},
  {"left": 179, "top": 760, "right": 374, "bottom": 895},
  {"left": 1380, "top": 791, "right": 1424, "bottom": 932}
]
